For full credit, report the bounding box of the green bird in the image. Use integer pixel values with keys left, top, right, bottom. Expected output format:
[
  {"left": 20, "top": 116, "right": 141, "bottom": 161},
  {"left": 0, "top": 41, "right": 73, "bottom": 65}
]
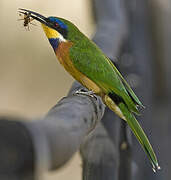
[{"left": 19, "top": 8, "right": 160, "bottom": 171}]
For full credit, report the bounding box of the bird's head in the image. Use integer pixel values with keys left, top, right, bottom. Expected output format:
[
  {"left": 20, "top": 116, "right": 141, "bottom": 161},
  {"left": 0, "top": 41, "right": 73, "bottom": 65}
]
[{"left": 19, "top": 9, "right": 81, "bottom": 51}]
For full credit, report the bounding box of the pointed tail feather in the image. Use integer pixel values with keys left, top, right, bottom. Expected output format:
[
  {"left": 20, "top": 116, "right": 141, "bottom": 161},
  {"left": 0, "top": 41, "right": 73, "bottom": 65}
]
[{"left": 118, "top": 102, "right": 160, "bottom": 172}]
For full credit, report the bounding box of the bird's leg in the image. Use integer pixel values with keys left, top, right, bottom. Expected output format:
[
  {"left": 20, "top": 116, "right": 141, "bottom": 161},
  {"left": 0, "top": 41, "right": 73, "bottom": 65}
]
[{"left": 74, "top": 89, "right": 96, "bottom": 99}]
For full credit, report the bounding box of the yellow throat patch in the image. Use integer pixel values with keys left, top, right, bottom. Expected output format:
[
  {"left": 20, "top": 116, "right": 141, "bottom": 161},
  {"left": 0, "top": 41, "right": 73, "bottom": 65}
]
[{"left": 41, "top": 24, "right": 60, "bottom": 39}]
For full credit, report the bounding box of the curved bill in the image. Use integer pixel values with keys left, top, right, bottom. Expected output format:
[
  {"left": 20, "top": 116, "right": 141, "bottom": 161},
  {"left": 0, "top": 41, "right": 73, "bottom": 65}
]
[{"left": 18, "top": 8, "right": 53, "bottom": 28}]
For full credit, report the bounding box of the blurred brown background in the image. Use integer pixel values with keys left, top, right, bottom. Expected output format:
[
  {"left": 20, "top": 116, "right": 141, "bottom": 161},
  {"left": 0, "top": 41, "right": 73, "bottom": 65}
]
[{"left": 0, "top": 0, "right": 95, "bottom": 179}]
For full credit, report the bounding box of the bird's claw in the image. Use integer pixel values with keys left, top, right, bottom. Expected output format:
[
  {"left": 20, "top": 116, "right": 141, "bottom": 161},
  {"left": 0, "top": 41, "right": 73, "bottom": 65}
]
[{"left": 74, "top": 89, "right": 96, "bottom": 99}]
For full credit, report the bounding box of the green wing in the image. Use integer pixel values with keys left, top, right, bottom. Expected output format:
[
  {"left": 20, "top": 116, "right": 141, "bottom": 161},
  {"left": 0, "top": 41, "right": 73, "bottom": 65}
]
[
  {"left": 107, "top": 59, "right": 144, "bottom": 107},
  {"left": 69, "top": 38, "right": 141, "bottom": 114}
]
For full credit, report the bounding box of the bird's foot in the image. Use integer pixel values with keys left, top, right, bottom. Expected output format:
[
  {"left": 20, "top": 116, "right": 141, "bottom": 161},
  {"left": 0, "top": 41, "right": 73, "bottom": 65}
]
[{"left": 75, "top": 89, "right": 96, "bottom": 98}]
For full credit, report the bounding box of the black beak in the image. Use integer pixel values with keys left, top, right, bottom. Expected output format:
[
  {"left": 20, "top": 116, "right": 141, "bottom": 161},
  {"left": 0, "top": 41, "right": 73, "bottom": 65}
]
[{"left": 18, "top": 8, "right": 52, "bottom": 28}]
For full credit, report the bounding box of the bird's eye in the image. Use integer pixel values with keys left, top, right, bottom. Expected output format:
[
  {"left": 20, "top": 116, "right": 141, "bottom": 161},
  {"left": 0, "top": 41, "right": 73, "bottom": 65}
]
[{"left": 54, "top": 23, "right": 59, "bottom": 27}]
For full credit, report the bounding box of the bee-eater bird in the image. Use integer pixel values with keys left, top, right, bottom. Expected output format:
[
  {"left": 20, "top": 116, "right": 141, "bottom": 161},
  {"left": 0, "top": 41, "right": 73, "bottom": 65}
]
[{"left": 18, "top": 8, "right": 160, "bottom": 172}]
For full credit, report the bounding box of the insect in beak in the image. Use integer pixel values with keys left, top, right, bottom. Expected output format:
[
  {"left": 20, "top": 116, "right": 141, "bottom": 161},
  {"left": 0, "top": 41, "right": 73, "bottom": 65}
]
[{"left": 18, "top": 10, "right": 37, "bottom": 31}]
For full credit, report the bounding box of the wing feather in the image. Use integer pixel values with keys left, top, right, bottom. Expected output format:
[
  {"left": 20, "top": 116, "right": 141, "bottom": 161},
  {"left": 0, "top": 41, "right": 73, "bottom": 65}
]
[{"left": 69, "top": 39, "right": 141, "bottom": 113}]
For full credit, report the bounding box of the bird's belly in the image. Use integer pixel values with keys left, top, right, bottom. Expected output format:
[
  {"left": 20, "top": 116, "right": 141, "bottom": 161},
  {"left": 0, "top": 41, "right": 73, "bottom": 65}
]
[{"left": 55, "top": 42, "right": 101, "bottom": 94}]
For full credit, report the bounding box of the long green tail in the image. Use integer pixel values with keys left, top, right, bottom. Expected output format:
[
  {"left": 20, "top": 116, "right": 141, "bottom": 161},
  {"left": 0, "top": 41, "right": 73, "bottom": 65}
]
[{"left": 118, "top": 102, "right": 160, "bottom": 172}]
